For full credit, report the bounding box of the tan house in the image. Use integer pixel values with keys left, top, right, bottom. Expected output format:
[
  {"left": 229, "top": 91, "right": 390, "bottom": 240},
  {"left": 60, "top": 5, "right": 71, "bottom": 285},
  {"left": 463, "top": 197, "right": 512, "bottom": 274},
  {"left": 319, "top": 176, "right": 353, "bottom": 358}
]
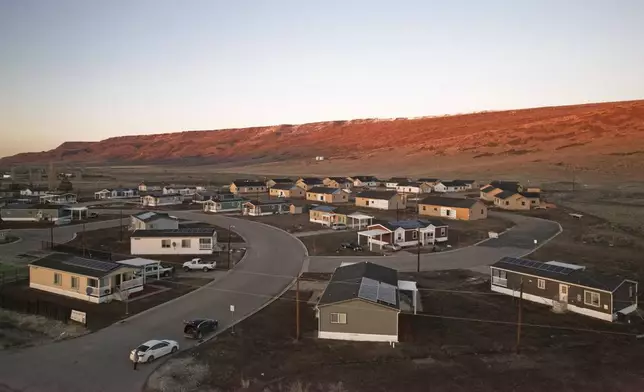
[
  {"left": 493, "top": 191, "right": 540, "bottom": 210},
  {"left": 323, "top": 177, "right": 353, "bottom": 189},
  {"left": 309, "top": 205, "right": 348, "bottom": 226},
  {"left": 317, "top": 262, "right": 417, "bottom": 342},
  {"left": 418, "top": 196, "right": 488, "bottom": 220},
  {"left": 306, "top": 187, "right": 349, "bottom": 204},
  {"left": 269, "top": 184, "right": 305, "bottom": 199},
  {"left": 230, "top": 180, "right": 267, "bottom": 195},
  {"left": 295, "top": 177, "right": 324, "bottom": 191},
  {"left": 479, "top": 185, "right": 504, "bottom": 201},
  {"left": 29, "top": 254, "right": 143, "bottom": 304},
  {"left": 355, "top": 191, "right": 406, "bottom": 210},
  {"left": 266, "top": 178, "right": 293, "bottom": 188}
]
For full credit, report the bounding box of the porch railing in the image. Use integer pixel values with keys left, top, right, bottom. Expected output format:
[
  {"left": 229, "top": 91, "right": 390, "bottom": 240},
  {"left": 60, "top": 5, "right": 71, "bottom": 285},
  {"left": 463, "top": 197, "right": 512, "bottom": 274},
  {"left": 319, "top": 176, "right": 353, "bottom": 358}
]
[
  {"left": 119, "top": 277, "right": 144, "bottom": 291},
  {"left": 492, "top": 277, "right": 507, "bottom": 287}
]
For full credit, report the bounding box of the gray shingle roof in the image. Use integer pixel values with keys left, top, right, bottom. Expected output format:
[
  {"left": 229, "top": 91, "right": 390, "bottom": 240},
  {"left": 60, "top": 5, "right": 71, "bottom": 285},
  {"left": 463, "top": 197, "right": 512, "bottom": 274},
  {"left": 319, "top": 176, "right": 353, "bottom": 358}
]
[
  {"left": 494, "top": 191, "right": 518, "bottom": 200},
  {"left": 490, "top": 181, "right": 521, "bottom": 192},
  {"left": 232, "top": 180, "right": 265, "bottom": 187},
  {"left": 132, "top": 211, "right": 176, "bottom": 223},
  {"left": 419, "top": 196, "right": 480, "bottom": 208},
  {"left": 318, "top": 262, "right": 399, "bottom": 309},
  {"left": 298, "top": 177, "right": 324, "bottom": 185},
  {"left": 308, "top": 187, "right": 341, "bottom": 195},
  {"left": 271, "top": 183, "right": 298, "bottom": 190},
  {"left": 384, "top": 219, "right": 447, "bottom": 230},
  {"left": 356, "top": 190, "right": 398, "bottom": 200}
]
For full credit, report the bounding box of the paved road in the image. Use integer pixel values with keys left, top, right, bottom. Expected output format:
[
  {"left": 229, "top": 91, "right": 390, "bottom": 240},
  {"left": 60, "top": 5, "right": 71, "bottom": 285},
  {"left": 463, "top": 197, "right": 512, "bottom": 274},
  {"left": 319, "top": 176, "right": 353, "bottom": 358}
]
[
  {"left": 307, "top": 212, "right": 562, "bottom": 273},
  {"left": 0, "top": 211, "right": 306, "bottom": 392}
]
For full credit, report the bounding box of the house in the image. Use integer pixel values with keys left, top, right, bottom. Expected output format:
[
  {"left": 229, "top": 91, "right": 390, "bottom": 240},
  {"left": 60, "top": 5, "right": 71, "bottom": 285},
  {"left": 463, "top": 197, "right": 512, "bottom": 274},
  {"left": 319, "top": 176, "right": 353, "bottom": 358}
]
[
  {"left": 350, "top": 176, "right": 379, "bottom": 188},
  {"left": 289, "top": 203, "right": 308, "bottom": 215},
  {"left": 192, "top": 190, "right": 217, "bottom": 203},
  {"left": 355, "top": 191, "right": 406, "bottom": 210},
  {"left": 385, "top": 178, "right": 411, "bottom": 189},
  {"left": 0, "top": 203, "right": 71, "bottom": 222},
  {"left": 269, "top": 184, "right": 305, "bottom": 199},
  {"left": 29, "top": 254, "right": 143, "bottom": 304},
  {"left": 20, "top": 186, "right": 49, "bottom": 197},
  {"left": 479, "top": 185, "right": 504, "bottom": 201},
  {"left": 94, "top": 189, "right": 111, "bottom": 199},
  {"left": 490, "top": 257, "right": 638, "bottom": 322},
  {"left": 295, "top": 177, "right": 324, "bottom": 191},
  {"left": 203, "top": 197, "right": 245, "bottom": 213},
  {"left": 316, "top": 262, "right": 401, "bottom": 342},
  {"left": 95, "top": 188, "right": 136, "bottom": 199},
  {"left": 309, "top": 206, "right": 374, "bottom": 228},
  {"left": 418, "top": 196, "right": 488, "bottom": 220},
  {"left": 493, "top": 191, "right": 531, "bottom": 210},
  {"left": 520, "top": 192, "right": 542, "bottom": 208},
  {"left": 163, "top": 186, "right": 198, "bottom": 196},
  {"left": 357, "top": 219, "right": 448, "bottom": 251},
  {"left": 130, "top": 228, "right": 218, "bottom": 255},
  {"left": 433, "top": 181, "right": 468, "bottom": 193},
  {"left": 489, "top": 180, "right": 523, "bottom": 193},
  {"left": 266, "top": 178, "right": 293, "bottom": 188},
  {"left": 395, "top": 181, "right": 432, "bottom": 195},
  {"left": 230, "top": 180, "right": 267, "bottom": 195},
  {"left": 130, "top": 211, "right": 179, "bottom": 231},
  {"left": 417, "top": 178, "right": 440, "bottom": 185},
  {"left": 306, "top": 187, "right": 349, "bottom": 204},
  {"left": 140, "top": 193, "right": 183, "bottom": 207},
  {"left": 323, "top": 177, "right": 353, "bottom": 189},
  {"left": 242, "top": 200, "right": 290, "bottom": 216},
  {"left": 39, "top": 193, "right": 77, "bottom": 204},
  {"left": 138, "top": 182, "right": 165, "bottom": 192}
]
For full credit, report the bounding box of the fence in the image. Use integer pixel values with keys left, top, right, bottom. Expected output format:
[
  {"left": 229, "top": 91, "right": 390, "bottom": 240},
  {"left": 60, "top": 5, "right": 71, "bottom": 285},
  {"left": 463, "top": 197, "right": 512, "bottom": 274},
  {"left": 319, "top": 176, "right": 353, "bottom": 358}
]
[
  {"left": 41, "top": 241, "right": 130, "bottom": 262},
  {"left": 0, "top": 267, "right": 29, "bottom": 286},
  {"left": 0, "top": 294, "right": 72, "bottom": 323}
]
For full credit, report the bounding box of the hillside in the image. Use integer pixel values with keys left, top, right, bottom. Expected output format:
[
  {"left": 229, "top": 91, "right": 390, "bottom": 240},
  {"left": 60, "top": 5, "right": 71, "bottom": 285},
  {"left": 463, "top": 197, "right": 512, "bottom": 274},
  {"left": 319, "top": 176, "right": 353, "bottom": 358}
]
[{"left": 2, "top": 100, "right": 644, "bottom": 178}]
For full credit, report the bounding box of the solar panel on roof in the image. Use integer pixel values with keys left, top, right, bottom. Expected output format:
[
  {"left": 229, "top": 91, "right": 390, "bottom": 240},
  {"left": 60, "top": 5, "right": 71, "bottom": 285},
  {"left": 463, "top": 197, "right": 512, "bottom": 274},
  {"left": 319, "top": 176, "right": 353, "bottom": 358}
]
[
  {"left": 63, "top": 258, "right": 117, "bottom": 272},
  {"left": 501, "top": 256, "right": 575, "bottom": 275},
  {"left": 358, "top": 277, "right": 379, "bottom": 302},
  {"left": 378, "top": 282, "right": 397, "bottom": 305}
]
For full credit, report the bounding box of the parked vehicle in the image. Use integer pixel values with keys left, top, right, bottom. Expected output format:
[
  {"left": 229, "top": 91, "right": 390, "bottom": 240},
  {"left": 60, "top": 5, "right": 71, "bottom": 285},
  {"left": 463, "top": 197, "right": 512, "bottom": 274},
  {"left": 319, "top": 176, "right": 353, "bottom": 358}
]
[
  {"left": 330, "top": 223, "right": 347, "bottom": 230},
  {"left": 183, "top": 318, "right": 219, "bottom": 339},
  {"left": 136, "top": 264, "right": 174, "bottom": 278},
  {"left": 383, "top": 243, "right": 402, "bottom": 252},
  {"left": 340, "top": 242, "right": 363, "bottom": 251},
  {"left": 88, "top": 212, "right": 99, "bottom": 218},
  {"left": 182, "top": 258, "right": 217, "bottom": 272},
  {"left": 129, "top": 339, "right": 179, "bottom": 363}
]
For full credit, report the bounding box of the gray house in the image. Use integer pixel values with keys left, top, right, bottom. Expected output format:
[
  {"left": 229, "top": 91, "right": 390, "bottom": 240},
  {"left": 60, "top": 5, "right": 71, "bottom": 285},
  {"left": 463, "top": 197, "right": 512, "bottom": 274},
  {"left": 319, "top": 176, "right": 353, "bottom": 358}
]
[
  {"left": 317, "top": 262, "right": 401, "bottom": 342},
  {"left": 0, "top": 204, "right": 71, "bottom": 222},
  {"left": 130, "top": 211, "right": 179, "bottom": 231},
  {"left": 491, "top": 257, "right": 638, "bottom": 322}
]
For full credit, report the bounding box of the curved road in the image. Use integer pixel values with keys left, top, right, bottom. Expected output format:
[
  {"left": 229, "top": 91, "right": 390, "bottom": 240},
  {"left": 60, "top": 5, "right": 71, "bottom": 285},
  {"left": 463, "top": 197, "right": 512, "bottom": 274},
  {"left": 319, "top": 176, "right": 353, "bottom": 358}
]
[{"left": 0, "top": 212, "right": 306, "bottom": 392}]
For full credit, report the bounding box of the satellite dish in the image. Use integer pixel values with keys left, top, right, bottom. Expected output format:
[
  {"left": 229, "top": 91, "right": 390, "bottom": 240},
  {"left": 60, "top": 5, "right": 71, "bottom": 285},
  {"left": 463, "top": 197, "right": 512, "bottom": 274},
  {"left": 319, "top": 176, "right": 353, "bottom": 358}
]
[
  {"left": 85, "top": 286, "right": 93, "bottom": 295},
  {"left": 172, "top": 242, "right": 177, "bottom": 248}
]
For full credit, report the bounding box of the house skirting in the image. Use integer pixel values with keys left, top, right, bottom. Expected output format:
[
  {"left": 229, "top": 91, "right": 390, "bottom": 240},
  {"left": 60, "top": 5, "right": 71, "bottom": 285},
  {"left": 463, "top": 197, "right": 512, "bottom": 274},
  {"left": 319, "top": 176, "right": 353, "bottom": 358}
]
[
  {"left": 491, "top": 285, "right": 615, "bottom": 322},
  {"left": 30, "top": 282, "right": 144, "bottom": 303},
  {"left": 318, "top": 331, "right": 398, "bottom": 343}
]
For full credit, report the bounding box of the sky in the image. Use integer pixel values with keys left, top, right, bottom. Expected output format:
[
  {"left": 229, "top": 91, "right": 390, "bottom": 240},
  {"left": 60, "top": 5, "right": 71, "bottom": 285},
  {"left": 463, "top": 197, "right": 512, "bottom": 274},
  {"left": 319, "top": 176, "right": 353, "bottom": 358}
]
[{"left": 1, "top": 0, "right": 643, "bottom": 158}]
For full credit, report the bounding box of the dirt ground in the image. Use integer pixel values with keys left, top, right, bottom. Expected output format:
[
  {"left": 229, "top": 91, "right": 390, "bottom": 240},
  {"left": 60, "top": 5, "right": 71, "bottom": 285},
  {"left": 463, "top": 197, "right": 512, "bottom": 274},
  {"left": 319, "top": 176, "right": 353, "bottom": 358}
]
[
  {"left": 0, "top": 213, "right": 122, "bottom": 230},
  {"left": 238, "top": 212, "right": 324, "bottom": 233},
  {"left": 0, "top": 276, "right": 212, "bottom": 331},
  {"left": 145, "top": 270, "right": 644, "bottom": 392},
  {"left": 0, "top": 309, "right": 87, "bottom": 350},
  {"left": 299, "top": 231, "right": 381, "bottom": 256}
]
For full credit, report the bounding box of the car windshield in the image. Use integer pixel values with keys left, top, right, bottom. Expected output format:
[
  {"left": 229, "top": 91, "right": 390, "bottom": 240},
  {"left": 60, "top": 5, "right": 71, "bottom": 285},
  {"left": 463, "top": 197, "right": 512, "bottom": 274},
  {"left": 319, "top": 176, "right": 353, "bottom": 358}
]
[{"left": 136, "top": 344, "right": 150, "bottom": 352}]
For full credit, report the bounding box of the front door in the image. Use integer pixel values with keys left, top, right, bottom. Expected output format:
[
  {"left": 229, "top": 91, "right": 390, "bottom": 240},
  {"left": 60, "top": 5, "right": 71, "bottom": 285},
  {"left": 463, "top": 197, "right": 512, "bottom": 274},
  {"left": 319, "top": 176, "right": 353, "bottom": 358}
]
[{"left": 559, "top": 284, "right": 569, "bottom": 302}]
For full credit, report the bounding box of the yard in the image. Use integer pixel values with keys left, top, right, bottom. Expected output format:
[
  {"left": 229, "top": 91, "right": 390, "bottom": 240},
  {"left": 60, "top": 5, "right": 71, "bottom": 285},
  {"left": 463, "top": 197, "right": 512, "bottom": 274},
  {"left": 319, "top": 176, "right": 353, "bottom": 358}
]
[
  {"left": 238, "top": 212, "right": 324, "bottom": 233},
  {"left": 0, "top": 276, "right": 212, "bottom": 331},
  {"left": 0, "top": 309, "right": 87, "bottom": 350},
  {"left": 146, "top": 270, "right": 643, "bottom": 392},
  {"left": 0, "top": 213, "right": 122, "bottom": 229},
  {"left": 299, "top": 231, "right": 382, "bottom": 256}
]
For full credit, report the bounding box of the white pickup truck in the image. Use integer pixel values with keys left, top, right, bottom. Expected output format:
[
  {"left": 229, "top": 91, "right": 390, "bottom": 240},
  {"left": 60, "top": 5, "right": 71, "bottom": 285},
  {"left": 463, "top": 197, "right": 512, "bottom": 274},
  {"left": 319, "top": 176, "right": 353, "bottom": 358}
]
[
  {"left": 182, "top": 258, "right": 217, "bottom": 272},
  {"left": 137, "top": 264, "right": 174, "bottom": 278}
]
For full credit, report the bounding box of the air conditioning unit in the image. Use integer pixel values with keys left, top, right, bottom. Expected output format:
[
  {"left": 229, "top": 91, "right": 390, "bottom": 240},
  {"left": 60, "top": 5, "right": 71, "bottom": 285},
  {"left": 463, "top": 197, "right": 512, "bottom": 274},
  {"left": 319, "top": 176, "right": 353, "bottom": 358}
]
[{"left": 103, "top": 288, "right": 111, "bottom": 295}]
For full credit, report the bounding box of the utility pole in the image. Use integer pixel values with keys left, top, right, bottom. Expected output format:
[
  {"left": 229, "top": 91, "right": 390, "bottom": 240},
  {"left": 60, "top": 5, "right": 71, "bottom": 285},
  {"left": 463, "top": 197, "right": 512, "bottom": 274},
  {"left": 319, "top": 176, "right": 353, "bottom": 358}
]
[
  {"left": 82, "top": 223, "right": 86, "bottom": 257},
  {"left": 516, "top": 278, "right": 524, "bottom": 354},
  {"left": 416, "top": 229, "right": 421, "bottom": 272},
  {"left": 295, "top": 275, "right": 301, "bottom": 340},
  {"left": 50, "top": 225, "right": 54, "bottom": 249},
  {"left": 119, "top": 207, "right": 123, "bottom": 242}
]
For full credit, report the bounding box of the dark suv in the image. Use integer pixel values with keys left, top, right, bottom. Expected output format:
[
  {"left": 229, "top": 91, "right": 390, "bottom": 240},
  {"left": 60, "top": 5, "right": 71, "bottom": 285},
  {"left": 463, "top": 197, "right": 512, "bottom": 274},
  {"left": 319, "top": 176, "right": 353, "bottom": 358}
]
[{"left": 183, "top": 319, "right": 219, "bottom": 339}]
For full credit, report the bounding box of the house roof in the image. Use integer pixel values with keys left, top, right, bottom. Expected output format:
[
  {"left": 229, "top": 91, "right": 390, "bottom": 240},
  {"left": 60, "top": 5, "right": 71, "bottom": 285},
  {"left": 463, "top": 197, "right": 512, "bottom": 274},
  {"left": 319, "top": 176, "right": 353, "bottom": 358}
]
[
  {"left": 352, "top": 176, "right": 378, "bottom": 182},
  {"left": 519, "top": 192, "right": 541, "bottom": 199},
  {"left": 490, "top": 181, "right": 521, "bottom": 192},
  {"left": 271, "top": 183, "right": 298, "bottom": 190},
  {"left": 356, "top": 190, "right": 398, "bottom": 200},
  {"left": 131, "top": 228, "right": 217, "bottom": 238},
  {"left": 244, "top": 199, "right": 289, "bottom": 206},
  {"left": 312, "top": 205, "right": 337, "bottom": 213},
  {"left": 396, "top": 181, "right": 423, "bottom": 187},
  {"left": 419, "top": 196, "right": 480, "bottom": 209},
  {"left": 318, "top": 262, "right": 400, "bottom": 309},
  {"left": 326, "top": 176, "right": 351, "bottom": 183},
  {"left": 232, "top": 180, "right": 265, "bottom": 187},
  {"left": 307, "top": 187, "right": 341, "bottom": 195},
  {"left": 494, "top": 191, "right": 520, "bottom": 200},
  {"left": 142, "top": 192, "right": 179, "bottom": 198},
  {"left": 30, "top": 254, "right": 127, "bottom": 278},
  {"left": 298, "top": 177, "right": 324, "bottom": 185},
  {"left": 453, "top": 180, "right": 475, "bottom": 185},
  {"left": 437, "top": 181, "right": 465, "bottom": 187},
  {"left": 417, "top": 178, "right": 439, "bottom": 183},
  {"left": 384, "top": 219, "right": 447, "bottom": 230},
  {"left": 480, "top": 185, "right": 497, "bottom": 193},
  {"left": 491, "top": 257, "right": 629, "bottom": 292},
  {"left": 269, "top": 178, "right": 293, "bottom": 184},
  {"left": 131, "top": 211, "right": 176, "bottom": 223}
]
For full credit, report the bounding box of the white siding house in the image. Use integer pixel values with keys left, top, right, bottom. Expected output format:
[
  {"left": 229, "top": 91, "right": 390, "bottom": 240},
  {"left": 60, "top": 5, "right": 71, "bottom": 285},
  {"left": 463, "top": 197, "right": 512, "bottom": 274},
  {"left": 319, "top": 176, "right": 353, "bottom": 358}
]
[
  {"left": 130, "top": 228, "right": 218, "bottom": 255},
  {"left": 130, "top": 211, "right": 179, "bottom": 231},
  {"left": 140, "top": 194, "right": 182, "bottom": 207}
]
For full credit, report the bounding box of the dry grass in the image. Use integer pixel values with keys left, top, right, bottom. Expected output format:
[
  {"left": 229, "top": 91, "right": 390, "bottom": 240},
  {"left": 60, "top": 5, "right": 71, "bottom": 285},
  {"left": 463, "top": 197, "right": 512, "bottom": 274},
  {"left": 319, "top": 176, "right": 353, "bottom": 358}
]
[{"left": 0, "top": 309, "right": 88, "bottom": 350}]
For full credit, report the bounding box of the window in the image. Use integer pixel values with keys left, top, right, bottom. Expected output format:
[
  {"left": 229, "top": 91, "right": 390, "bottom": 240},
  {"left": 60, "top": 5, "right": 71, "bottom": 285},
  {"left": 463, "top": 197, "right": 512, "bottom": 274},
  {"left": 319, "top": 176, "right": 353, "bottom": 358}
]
[
  {"left": 505, "top": 201, "right": 509, "bottom": 206},
  {"left": 481, "top": 209, "right": 484, "bottom": 214},
  {"left": 71, "top": 276, "right": 79, "bottom": 289},
  {"left": 53, "top": 273, "right": 62, "bottom": 286},
  {"left": 87, "top": 278, "right": 98, "bottom": 288},
  {"left": 162, "top": 239, "right": 171, "bottom": 248},
  {"left": 629, "top": 286, "right": 634, "bottom": 298},
  {"left": 584, "top": 290, "right": 601, "bottom": 307},
  {"left": 422, "top": 206, "right": 426, "bottom": 211},
  {"left": 199, "top": 238, "right": 212, "bottom": 249},
  {"left": 491, "top": 269, "right": 507, "bottom": 287},
  {"left": 181, "top": 239, "right": 191, "bottom": 248},
  {"left": 434, "top": 207, "right": 438, "bottom": 211},
  {"left": 412, "top": 231, "right": 418, "bottom": 239},
  {"left": 537, "top": 279, "right": 545, "bottom": 290},
  {"left": 521, "top": 201, "right": 526, "bottom": 206},
  {"left": 330, "top": 313, "right": 347, "bottom": 324}
]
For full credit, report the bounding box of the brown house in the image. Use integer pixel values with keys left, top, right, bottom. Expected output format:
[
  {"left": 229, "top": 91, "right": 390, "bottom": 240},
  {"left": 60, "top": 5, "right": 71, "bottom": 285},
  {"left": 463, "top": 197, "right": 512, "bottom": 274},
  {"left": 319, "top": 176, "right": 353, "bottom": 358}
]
[
  {"left": 306, "top": 187, "right": 349, "bottom": 204},
  {"left": 317, "top": 262, "right": 401, "bottom": 342},
  {"left": 269, "top": 184, "right": 305, "bottom": 199},
  {"left": 480, "top": 185, "right": 504, "bottom": 201},
  {"left": 266, "top": 178, "right": 293, "bottom": 188},
  {"left": 230, "top": 180, "right": 267, "bottom": 195},
  {"left": 491, "top": 257, "right": 638, "bottom": 322},
  {"left": 493, "top": 191, "right": 530, "bottom": 210},
  {"left": 296, "top": 177, "right": 324, "bottom": 191},
  {"left": 323, "top": 177, "right": 353, "bottom": 189},
  {"left": 418, "top": 196, "right": 487, "bottom": 220},
  {"left": 355, "top": 191, "right": 406, "bottom": 210}
]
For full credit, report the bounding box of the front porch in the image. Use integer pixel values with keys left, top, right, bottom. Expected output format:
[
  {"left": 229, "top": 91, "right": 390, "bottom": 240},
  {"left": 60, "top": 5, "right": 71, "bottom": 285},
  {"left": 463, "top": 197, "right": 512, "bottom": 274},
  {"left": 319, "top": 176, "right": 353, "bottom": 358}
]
[
  {"left": 347, "top": 212, "right": 374, "bottom": 229},
  {"left": 357, "top": 229, "right": 390, "bottom": 251},
  {"left": 85, "top": 273, "right": 144, "bottom": 303}
]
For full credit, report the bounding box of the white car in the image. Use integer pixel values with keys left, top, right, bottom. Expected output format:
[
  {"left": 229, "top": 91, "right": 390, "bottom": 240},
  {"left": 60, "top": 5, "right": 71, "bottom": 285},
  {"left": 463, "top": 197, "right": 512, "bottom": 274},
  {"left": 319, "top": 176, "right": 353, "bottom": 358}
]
[
  {"left": 129, "top": 339, "right": 179, "bottom": 363},
  {"left": 182, "top": 258, "right": 216, "bottom": 272},
  {"left": 383, "top": 243, "right": 402, "bottom": 252}
]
